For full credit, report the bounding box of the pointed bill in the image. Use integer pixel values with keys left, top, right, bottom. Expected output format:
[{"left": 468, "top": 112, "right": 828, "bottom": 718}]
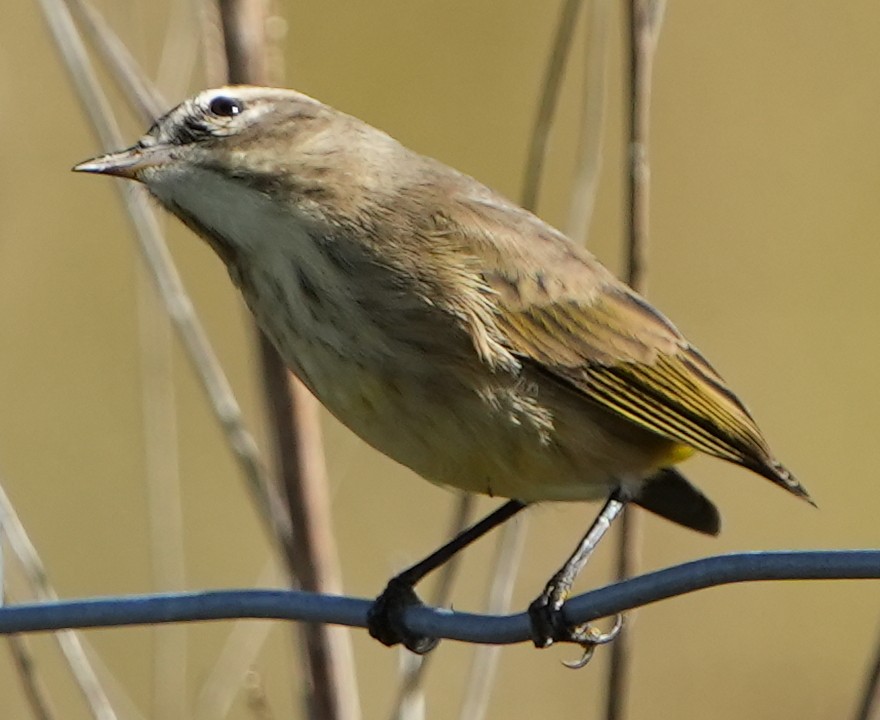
[{"left": 72, "top": 143, "right": 174, "bottom": 180}]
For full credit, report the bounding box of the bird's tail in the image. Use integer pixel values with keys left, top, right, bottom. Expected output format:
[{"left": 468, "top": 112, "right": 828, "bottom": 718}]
[{"left": 751, "top": 459, "right": 816, "bottom": 507}]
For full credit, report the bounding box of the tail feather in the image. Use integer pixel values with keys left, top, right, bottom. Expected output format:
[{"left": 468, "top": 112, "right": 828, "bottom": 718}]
[
  {"left": 749, "top": 459, "right": 816, "bottom": 507},
  {"left": 634, "top": 468, "right": 721, "bottom": 536}
]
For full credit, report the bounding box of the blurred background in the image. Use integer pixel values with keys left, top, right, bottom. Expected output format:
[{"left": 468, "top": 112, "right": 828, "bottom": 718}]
[{"left": 1, "top": 1, "right": 879, "bottom": 718}]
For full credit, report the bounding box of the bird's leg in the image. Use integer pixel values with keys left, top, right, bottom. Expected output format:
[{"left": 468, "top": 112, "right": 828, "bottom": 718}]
[
  {"left": 368, "top": 499, "right": 526, "bottom": 654},
  {"left": 528, "top": 489, "right": 629, "bottom": 662}
]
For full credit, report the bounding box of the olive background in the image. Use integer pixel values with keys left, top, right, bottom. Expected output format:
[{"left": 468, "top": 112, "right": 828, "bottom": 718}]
[{"left": 1, "top": 1, "right": 878, "bottom": 718}]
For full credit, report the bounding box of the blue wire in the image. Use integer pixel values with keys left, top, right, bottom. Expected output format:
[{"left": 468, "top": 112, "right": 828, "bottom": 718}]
[{"left": 0, "top": 550, "right": 876, "bottom": 646}]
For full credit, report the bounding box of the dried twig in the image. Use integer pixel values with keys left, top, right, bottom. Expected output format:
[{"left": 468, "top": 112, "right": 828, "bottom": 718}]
[
  {"left": 6, "top": 629, "right": 59, "bottom": 720},
  {"left": 566, "top": 0, "right": 613, "bottom": 246},
  {"left": 521, "top": 0, "right": 586, "bottom": 211},
  {"left": 45, "top": 0, "right": 293, "bottom": 556},
  {"left": 855, "top": 622, "right": 880, "bottom": 720},
  {"left": 454, "top": 3, "right": 604, "bottom": 710},
  {"left": 607, "top": 3, "right": 666, "bottom": 719},
  {"left": 138, "top": 8, "right": 204, "bottom": 714},
  {"left": 155, "top": 0, "right": 201, "bottom": 101},
  {"left": 50, "top": 0, "right": 357, "bottom": 713},
  {"left": 244, "top": 670, "right": 276, "bottom": 720},
  {"left": 388, "top": 494, "right": 474, "bottom": 719},
  {"left": 38, "top": 3, "right": 323, "bottom": 715},
  {"left": 215, "top": 2, "right": 359, "bottom": 718},
  {"left": 195, "top": 560, "right": 278, "bottom": 720},
  {"left": 137, "top": 269, "right": 187, "bottom": 720},
  {"left": 458, "top": 517, "right": 528, "bottom": 720},
  {"left": 0, "top": 478, "right": 117, "bottom": 720},
  {"left": 455, "top": 2, "right": 600, "bottom": 710},
  {"left": 64, "top": 0, "right": 165, "bottom": 124},
  {"left": 197, "top": 0, "right": 228, "bottom": 87},
  {"left": 253, "top": 333, "right": 358, "bottom": 719},
  {"left": 216, "top": 0, "right": 270, "bottom": 87},
  {"left": 624, "top": 0, "right": 665, "bottom": 292}
]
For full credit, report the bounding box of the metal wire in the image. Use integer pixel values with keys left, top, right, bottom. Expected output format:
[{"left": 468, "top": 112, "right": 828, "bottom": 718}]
[{"left": 0, "top": 550, "right": 876, "bottom": 645}]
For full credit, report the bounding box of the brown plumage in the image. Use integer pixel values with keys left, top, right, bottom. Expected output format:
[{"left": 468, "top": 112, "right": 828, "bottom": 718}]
[{"left": 74, "top": 85, "right": 811, "bottom": 532}]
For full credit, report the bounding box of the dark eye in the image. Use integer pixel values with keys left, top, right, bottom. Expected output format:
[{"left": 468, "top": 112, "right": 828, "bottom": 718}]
[{"left": 208, "top": 96, "right": 243, "bottom": 117}]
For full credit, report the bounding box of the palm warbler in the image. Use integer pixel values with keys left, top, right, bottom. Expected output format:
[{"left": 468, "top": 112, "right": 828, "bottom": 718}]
[{"left": 74, "top": 86, "right": 811, "bottom": 656}]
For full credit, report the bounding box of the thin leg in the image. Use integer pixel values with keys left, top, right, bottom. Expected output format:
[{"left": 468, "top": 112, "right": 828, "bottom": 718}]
[
  {"left": 529, "top": 489, "right": 629, "bottom": 654},
  {"left": 368, "top": 499, "right": 526, "bottom": 653}
]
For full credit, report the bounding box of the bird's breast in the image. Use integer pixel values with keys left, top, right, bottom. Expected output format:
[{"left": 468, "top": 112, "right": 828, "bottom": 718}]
[{"left": 152, "top": 168, "right": 670, "bottom": 501}]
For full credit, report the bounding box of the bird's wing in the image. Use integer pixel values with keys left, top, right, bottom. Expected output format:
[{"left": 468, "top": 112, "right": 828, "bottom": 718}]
[
  {"left": 441, "top": 192, "right": 807, "bottom": 498},
  {"left": 490, "top": 273, "right": 772, "bottom": 468}
]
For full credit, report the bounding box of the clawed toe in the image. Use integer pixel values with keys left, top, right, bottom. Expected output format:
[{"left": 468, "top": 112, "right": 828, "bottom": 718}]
[
  {"left": 528, "top": 590, "right": 622, "bottom": 668},
  {"left": 561, "top": 615, "right": 623, "bottom": 669},
  {"left": 367, "top": 577, "right": 439, "bottom": 654}
]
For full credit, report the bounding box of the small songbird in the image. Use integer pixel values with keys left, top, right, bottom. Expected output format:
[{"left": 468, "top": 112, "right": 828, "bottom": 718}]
[{"left": 74, "top": 86, "right": 811, "bottom": 658}]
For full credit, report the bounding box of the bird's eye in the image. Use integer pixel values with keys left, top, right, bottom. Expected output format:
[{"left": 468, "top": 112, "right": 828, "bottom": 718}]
[{"left": 208, "top": 96, "right": 243, "bottom": 117}]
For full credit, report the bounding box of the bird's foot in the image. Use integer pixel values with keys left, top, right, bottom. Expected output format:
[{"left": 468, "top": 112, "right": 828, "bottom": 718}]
[
  {"left": 528, "top": 583, "right": 622, "bottom": 669},
  {"left": 367, "top": 576, "right": 439, "bottom": 654}
]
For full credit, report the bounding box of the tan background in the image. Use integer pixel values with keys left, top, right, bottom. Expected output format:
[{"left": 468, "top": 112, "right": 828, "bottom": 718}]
[{"left": 1, "top": 1, "right": 879, "bottom": 718}]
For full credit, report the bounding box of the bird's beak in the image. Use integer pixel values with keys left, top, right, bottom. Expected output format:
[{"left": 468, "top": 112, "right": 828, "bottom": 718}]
[{"left": 72, "top": 142, "right": 174, "bottom": 181}]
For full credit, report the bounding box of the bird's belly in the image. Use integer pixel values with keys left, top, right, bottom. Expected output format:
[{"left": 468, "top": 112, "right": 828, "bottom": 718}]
[
  {"left": 288, "top": 341, "right": 669, "bottom": 503},
  {"left": 238, "top": 252, "right": 676, "bottom": 504}
]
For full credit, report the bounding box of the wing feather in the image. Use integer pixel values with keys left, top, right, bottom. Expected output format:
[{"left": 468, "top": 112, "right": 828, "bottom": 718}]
[
  {"left": 493, "top": 283, "right": 774, "bottom": 467},
  {"left": 437, "top": 191, "right": 808, "bottom": 498}
]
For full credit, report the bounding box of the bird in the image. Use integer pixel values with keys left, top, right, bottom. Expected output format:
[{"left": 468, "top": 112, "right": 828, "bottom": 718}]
[{"left": 74, "top": 85, "right": 811, "bottom": 659}]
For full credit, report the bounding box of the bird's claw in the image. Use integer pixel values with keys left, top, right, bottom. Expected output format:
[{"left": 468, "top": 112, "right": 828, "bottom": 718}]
[
  {"left": 367, "top": 577, "right": 439, "bottom": 655},
  {"left": 561, "top": 614, "right": 623, "bottom": 669},
  {"left": 529, "top": 587, "right": 622, "bottom": 668}
]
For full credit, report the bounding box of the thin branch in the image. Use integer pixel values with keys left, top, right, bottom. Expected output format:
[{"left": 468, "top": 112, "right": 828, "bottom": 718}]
[
  {"left": 0, "top": 551, "right": 875, "bottom": 641},
  {"left": 244, "top": 671, "right": 276, "bottom": 720},
  {"left": 0, "top": 479, "right": 118, "bottom": 720},
  {"left": 607, "top": 4, "right": 666, "bottom": 719},
  {"left": 388, "top": 494, "right": 474, "bottom": 719},
  {"left": 71, "top": 642, "right": 149, "bottom": 720},
  {"left": 196, "top": 560, "right": 279, "bottom": 720},
  {"left": 253, "top": 334, "right": 357, "bottom": 717},
  {"left": 1, "top": 510, "right": 4, "bottom": 597},
  {"left": 64, "top": 0, "right": 166, "bottom": 124},
  {"left": 6, "top": 631, "right": 60, "bottom": 720},
  {"left": 136, "top": 268, "right": 188, "bottom": 720},
  {"left": 391, "top": 7, "right": 591, "bottom": 708},
  {"left": 624, "top": 0, "right": 665, "bottom": 293},
  {"left": 566, "top": 0, "right": 613, "bottom": 246},
  {"left": 458, "top": 517, "right": 529, "bottom": 720},
  {"left": 214, "top": 2, "right": 359, "bottom": 719},
  {"left": 441, "top": 4, "right": 597, "bottom": 708},
  {"left": 394, "top": 652, "right": 425, "bottom": 720},
  {"left": 451, "top": 4, "right": 612, "bottom": 707},
  {"left": 41, "top": 0, "right": 295, "bottom": 560},
  {"left": 52, "top": 0, "right": 355, "bottom": 713},
  {"left": 521, "top": 0, "right": 586, "bottom": 212},
  {"left": 196, "top": 0, "right": 228, "bottom": 88},
  {"left": 216, "top": 0, "right": 269, "bottom": 87},
  {"left": 155, "top": 0, "right": 201, "bottom": 101},
  {"left": 855, "top": 621, "right": 880, "bottom": 720},
  {"left": 138, "top": 9, "right": 203, "bottom": 716}
]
